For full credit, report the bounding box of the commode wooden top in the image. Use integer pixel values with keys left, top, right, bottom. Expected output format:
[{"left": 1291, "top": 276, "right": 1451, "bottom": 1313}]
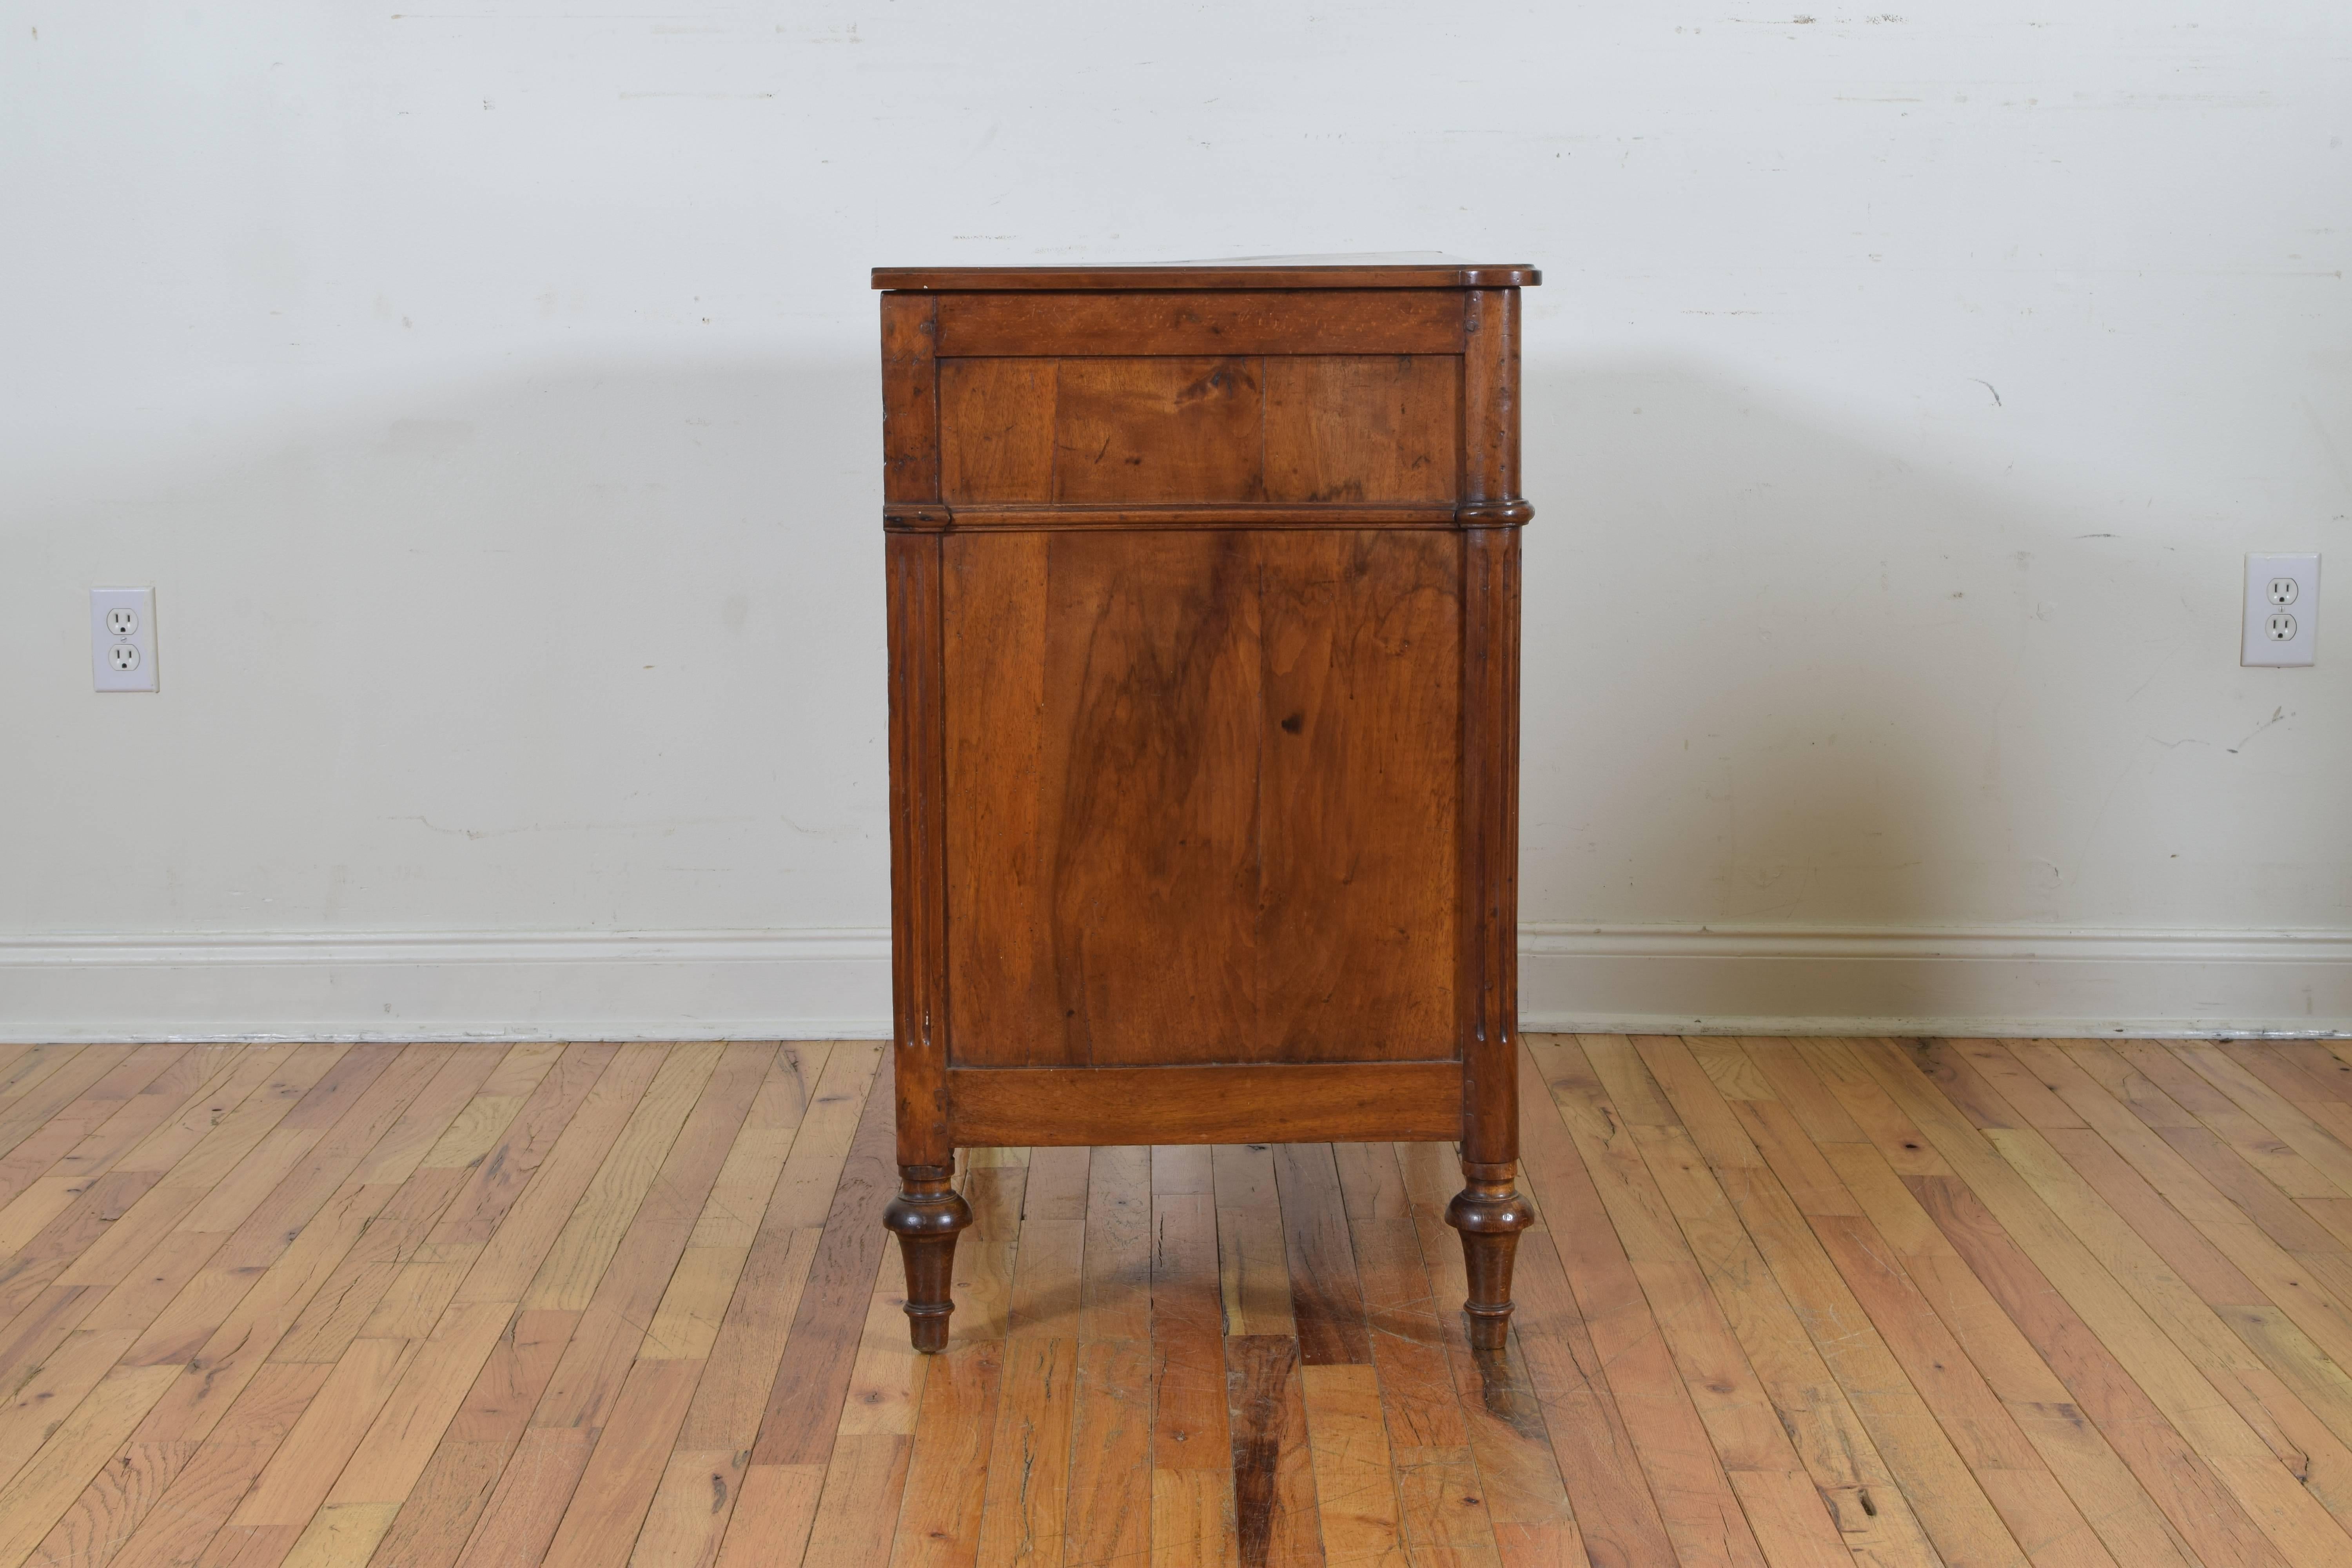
[{"left": 871, "top": 255, "right": 1542, "bottom": 292}]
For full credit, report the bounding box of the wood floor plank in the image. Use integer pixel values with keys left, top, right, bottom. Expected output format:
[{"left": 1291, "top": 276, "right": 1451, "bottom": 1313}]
[
  {"left": 370, "top": 1309, "right": 577, "bottom": 1568},
  {"left": 51, "top": 1044, "right": 245, "bottom": 1184},
  {"left": 529, "top": 1042, "right": 767, "bottom": 1434},
  {"left": 709, "top": 1461, "right": 825, "bottom": 1568},
  {"left": 2112, "top": 1044, "right": 2347, "bottom": 1204},
  {"left": 432, "top": 1045, "right": 766, "bottom": 1568},
  {"left": 955, "top": 1154, "right": 1027, "bottom": 1347},
  {"left": 1152, "top": 1146, "right": 1231, "bottom": 1484},
  {"left": 0, "top": 1047, "right": 471, "bottom": 1565},
  {"left": 23, "top": 1433, "right": 193, "bottom": 1568},
  {"left": 1080, "top": 1145, "right": 1152, "bottom": 1347},
  {"left": 0, "top": 1047, "right": 150, "bottom": 1198},
  {"left": 1331, "top": 1140, "right": 1508, "bottom": 1564},
  {"left": 1809, "top": 1209, "right": 2126, "bottom": 1568},
  {"left": 634, "top": 1044, "right": 875, "bottom": 1568},
  {"left": 2168, "top": 1044, "right": 2352, "bottom": 1203},
  {"left": 57, "top": 1047, "right": 298, "bottom": 1283},
  {"left": 154, "top": 1044, "right": 356, "bottom": 1198},
  {"left": 892, "top": 1340, "right": 1001, "bottom": 1568},
  {"left": 0, "top": 1328, "right": 142, "bottom": 1494},
  {"left": 16, "top": 1036, "right": 2352, "bottom": 1568},
  {"left": 0, "top": 1362, "right": 181, "bottom": 1568},
  {"left": 1271, "top": 1144, "right": 1369, "bottom": 1369},
  {"left": 793, "top": 1434, "right": 909, "bottom": 1568},
  {"left": 1298, "top": 1364, "right": 1403, "bottom": 1566},
  {"left": 1330, "top": 1143, "right": 1458, "bottom": 1447},
  {"left": 1537, "top": 1037, "right": 1848, "bottom": 1562},
  {"left": 676, "top": 1039, "right": 876, "bottom": 1454},
  {"left": 0, "top": 1047, "right": 91, "bottom": 1127},
  {"left": 538, "top": 1356, "right": 702, "bottom": 1568},
  {"left": 1067, "top": 1339, "right": 1153, "bottom": 1568},
  {"left": 1152, "top": 1465, "right": 1240, "bottom": 1568},
  {"left": 326, "top": 1298, "right": 517, "bottom": 1508},
  {"left": 747, "top": 1044, "right": 896, "bottom": 1468},
  {"left": 1859, "top": 1043, "right": 2317, "bottom": 1568},
  {"left": 975, "top": 1336, "right": 1080, "bottom": 1568},
  {"left": 1009, "top": 1145, "right": 1090, "bottom": 1342},
  {"left": 1816, "top": 1141, "right": 2207, "bottom": 1568},
  {"left": 448, "top": 1425, "right": 595, "bottom": 1568},
  {"left": 96, "top": 1361, "right": 331, "bottom": 1568},
  {"left": 1987, "top": 1124, "right": 2352, "bottom": 1475},
  {"left": 228, "top": 1334, "right": 418, "bottom": 1526},
  {"left": 1615, "top": 1039, "right": 1958, "bottom": 1568},
  {"left": 1212, "top": 1145, "right": 1293, "bottom": 1343},
  {"left": 1222, "top": 1335, "right": 1321, "bottom": 1568},
  {"left": 1739, "top": 1038, "right": 1870, "bottom": 1145},
  {"left": 124, "top": 1049, "right": 473, "bottom": 1438},
  {"left": 519, "top": 1042, "right": 730, "bottom": 1314},
  {"left": 1642, "top": 1034, "right": 2033, "bottom": 1568},
  {"left": 344, "top": 1048, "right": 664, "bottom": 1568},
  {"left": 1519, "top": 1038, "right": 1762, "bottom": 1568}
]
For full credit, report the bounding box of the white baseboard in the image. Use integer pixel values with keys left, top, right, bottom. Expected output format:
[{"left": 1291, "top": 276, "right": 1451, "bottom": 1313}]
[
  {"left": 1, "top": 924, "right": 2346, "bottom": 1043},
  {"left": 0, "top": 929, "right": 895, "bottom": 1044},
  {"left": 1517, "top": 924, "right": 2352, "bottom": 1038}
]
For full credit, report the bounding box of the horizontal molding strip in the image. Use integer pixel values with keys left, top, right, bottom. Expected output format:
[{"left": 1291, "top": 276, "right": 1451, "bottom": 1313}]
[
  {"left": 2, "top": 923, "right": 2346, "bottom": 1043},
  {"left": 882, "top": 501, "right": 1528, "bottom": 531}
]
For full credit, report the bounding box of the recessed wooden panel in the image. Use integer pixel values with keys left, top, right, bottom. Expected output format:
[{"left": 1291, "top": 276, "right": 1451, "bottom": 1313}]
[
  {"left": 1263, "top": 357, "right": 1459, "bottom": 503},
  {"left": 946, "top": 1063, "right": 1462, "bottom": 1146},
  {"left": 942, "top": 529, "right": 1460, "bottom": 1069},
  {"left": 938, "top": 356, "right": 1460, "bottom": 510},
  {"left": 939, "top": 359, "right": 1057, "bottom": 503},
  {"left": 935, "top": 290, "right": 1467, "bottom": 356},
  {"left": 1255, "top": 530, "right": 1461, "bottom": 1057},
  {"left": 1049, "top": 358, "right": 1265, "bottom": 504}
]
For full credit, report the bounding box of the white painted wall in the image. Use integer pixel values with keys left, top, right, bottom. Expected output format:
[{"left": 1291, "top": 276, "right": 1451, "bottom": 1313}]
[{"left": 4, "top": 3, "right": 2347, "bottom": 1036}]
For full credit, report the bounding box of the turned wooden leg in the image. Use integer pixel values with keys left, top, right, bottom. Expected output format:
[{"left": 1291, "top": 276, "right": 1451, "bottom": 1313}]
[
  {"left": 883, "top": 1171, "right": 971, "bottom": 1353},
  {"left": 1446, "top": 1172, "right": 1534, "bottom": 1351}
]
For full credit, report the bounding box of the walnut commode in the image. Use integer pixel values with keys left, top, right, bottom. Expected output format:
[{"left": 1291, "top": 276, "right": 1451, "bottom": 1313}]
[{"left": 873, "top": 258, "right": 1540, "bottom": 1353}]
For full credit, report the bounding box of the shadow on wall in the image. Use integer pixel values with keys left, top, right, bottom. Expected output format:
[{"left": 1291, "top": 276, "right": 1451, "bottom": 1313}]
[
  {"left": 3, "top": 354, "right": 891, "bottom": 935},
  {"left": 1512, "top": 356, "right": 2316, "bottom": 1024}
]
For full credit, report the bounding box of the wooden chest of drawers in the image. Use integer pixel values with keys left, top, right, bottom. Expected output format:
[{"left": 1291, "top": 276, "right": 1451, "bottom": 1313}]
[{"left": 873, "top": 258, "right": 1539, "bottom": 1351}]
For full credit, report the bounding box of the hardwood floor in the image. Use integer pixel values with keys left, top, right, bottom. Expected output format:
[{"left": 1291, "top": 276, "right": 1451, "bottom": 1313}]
[{"left": 2, "top": 1038, "right": 2352, "bottom": 1564}]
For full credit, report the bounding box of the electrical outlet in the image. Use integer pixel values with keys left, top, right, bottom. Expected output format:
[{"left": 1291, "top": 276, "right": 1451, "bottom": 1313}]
[
  {"left": 2243, "top": 554, "right": 2318, "bottom": 667},
  {"left": 91, "top": 587, "right": 158, "bottom": 692}
]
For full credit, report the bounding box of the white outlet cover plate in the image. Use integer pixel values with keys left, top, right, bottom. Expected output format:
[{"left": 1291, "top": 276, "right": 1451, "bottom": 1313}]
[
  {"left": 91, "top": 586, "right": 158, "bottom": 691},
  {"left": 2243, "top": 552, "right": 2318, "bottom": 668}
]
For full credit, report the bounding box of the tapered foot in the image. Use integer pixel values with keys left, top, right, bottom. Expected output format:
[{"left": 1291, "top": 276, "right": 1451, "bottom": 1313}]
[
  {"left": 1446, "top": 1177, "right": 1534, "bottom": 1351},
  {"left": 884, "top": 1175, "right": 971, "bottom": 1353}
]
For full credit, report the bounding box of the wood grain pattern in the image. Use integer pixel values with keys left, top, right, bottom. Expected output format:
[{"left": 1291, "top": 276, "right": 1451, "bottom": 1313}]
[
  {"left": 1263, "top": 355, "right": 1458, "bottom": 503},
  {"left": 11, "top": 1034, "right": 2349, "bottom": 1565},
  {"left": 881, "top": 292, "right": 940, "bottom": 506},
  {"left": 939, "top": 359, "right": 1058, "bottom": 503},
  {"left": 948, "top": 1065, "right": 1460, "bottom": 1146},
  {"left": 936, "top": 354, "right": 1459, "bottom": 509},
  {"left": 1049, "top": 356, "right": 1265, "bottom": 503},
  {"left": 941, "top": 528, "right": 1461, "bottom": 1071},
  {"left": 933, "top": 290, "right": 1466, "bottom": 356}
]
